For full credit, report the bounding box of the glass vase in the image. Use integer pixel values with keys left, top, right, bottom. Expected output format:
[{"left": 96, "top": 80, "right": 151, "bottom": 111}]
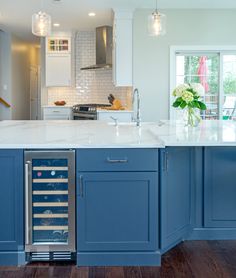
[{"left": 184, "top": 107, "right": 201, "bottom": 127}]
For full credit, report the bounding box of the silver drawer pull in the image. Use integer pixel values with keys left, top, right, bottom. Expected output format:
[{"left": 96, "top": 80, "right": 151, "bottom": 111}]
[{"left": 107, "top": 158, "right": 128, "bottom": 163}]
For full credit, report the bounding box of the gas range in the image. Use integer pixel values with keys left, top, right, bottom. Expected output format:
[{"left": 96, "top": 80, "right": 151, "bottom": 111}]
[{"left": 72, "top": 104, "right": 110, "bottom": 120}]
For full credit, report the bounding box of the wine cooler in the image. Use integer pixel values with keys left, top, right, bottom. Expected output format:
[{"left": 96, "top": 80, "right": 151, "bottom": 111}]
[{"left": 24, "top": 150, "right": 75, "bottom": 261}]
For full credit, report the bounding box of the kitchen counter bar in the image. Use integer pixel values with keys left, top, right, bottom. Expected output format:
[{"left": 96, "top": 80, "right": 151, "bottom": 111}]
[{"left": 0, "top": 120, "right": 236, "bottom": 148}]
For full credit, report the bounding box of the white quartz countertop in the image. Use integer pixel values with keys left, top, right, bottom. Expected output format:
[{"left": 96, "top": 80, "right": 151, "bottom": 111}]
[
  {"left": 1, "top": 120, "right": 236, "bottom": 148},
  {"left": 0, "top": 121, "right": 164, "bottom": 149},
  {"left": 151, "top": 120, "right": 236, "bottom": 147}
]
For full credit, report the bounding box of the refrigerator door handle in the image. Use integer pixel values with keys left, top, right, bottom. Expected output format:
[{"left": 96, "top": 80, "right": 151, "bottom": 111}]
[{"left": 25, "top": 161, "right": 30, "bottom": 245}]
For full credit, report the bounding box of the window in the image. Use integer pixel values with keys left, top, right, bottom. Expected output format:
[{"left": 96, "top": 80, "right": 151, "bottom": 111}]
[{"left": 170, "top": 47, "right": 236, "bottom": 120}]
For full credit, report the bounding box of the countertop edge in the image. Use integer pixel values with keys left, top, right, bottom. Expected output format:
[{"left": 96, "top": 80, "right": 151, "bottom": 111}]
[{"left": 0, "top": 144, "right": 164, "bottom": 149}]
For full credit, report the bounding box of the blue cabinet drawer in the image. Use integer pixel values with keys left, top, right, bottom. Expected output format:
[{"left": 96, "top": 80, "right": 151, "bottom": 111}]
[{"left": 76, "top": 148, "right": 158, "bottom": 172}]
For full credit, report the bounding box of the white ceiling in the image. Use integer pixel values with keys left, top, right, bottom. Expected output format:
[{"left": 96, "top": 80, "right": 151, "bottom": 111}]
[{"left": 1, "top": 0, "right": 236, "bottom": 42}]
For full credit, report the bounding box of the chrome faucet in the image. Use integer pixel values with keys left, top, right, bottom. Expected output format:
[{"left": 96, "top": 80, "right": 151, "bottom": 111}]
[
  {"left": 132, "top": 88, "right": 141, "bottom": 127},
  {"left": 110, "top": 116, "right": 118, "bottom": 127}
]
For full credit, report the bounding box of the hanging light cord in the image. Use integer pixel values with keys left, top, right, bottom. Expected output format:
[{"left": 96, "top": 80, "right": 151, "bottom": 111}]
[
  {"left": 153, "top": 0, "right": 159, "bottom": 16},
  {"left": 41, "top": 0, "right": 44, "bottom": 12}
]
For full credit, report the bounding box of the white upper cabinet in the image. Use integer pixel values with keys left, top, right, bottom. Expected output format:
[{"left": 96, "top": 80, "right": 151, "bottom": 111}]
[
  {"left": 46, "top": 37, "right": 71, "bottom": 54},
  {"left": 113, "top": 10, "right": 133, "bottom": 87},
  {"left": 46, "top": 55, "right": 71, "bottom": 87},
  {"left": 45, "top": 36, "right": 72, "bottom": 87}
]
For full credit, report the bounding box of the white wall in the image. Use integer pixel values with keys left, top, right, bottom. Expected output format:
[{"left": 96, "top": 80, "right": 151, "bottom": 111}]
[
  {"left": 133, "top": 9, "right": 236, "bottom": 121},
  {"left": 40, "top": 38, "right": 48, "bottom": 118},
  {"left": 0, "top": 31, "right": 38, "bottom": 120},
  {"left": 11, "top": 35, "right": 31, "bottom": 120},
  {"left": 0, "top": 31, "right": 12, "bottom": 120}
]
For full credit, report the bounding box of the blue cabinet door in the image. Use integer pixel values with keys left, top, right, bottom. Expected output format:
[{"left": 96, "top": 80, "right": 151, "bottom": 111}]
[
  {"left": 160, "top": 147, "right": 193, "bottom": 252},
  {"left": 77, "top": 172, "right": 158, "bottom": 251},
  {"left": 205, "top": 147, "right": 236, "bottom": 228},
  {"left": 0, "top": 150, "right": 24, "bottom": 251}
]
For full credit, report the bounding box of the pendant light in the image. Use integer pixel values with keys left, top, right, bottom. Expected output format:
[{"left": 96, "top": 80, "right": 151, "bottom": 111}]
[
  {"left": 32, "top": 1, "right": 52, "bottom": 37},
  {"left": 148, "top": 0, "right": 166, "bottom": 36}
]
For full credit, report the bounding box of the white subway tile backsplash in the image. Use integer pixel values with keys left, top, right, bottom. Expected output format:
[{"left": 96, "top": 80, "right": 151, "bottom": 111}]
[{"left": 47, "top": 31, "right": 132, "bottom": 107}]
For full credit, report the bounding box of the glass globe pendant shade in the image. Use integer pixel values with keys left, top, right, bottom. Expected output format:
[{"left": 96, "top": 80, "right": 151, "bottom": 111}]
[
  {"left": 32, "top": 11, "right": 52, "bottom": 37},
  {"left": 148, "top": 11, "right": 166, "bottom": 36}
]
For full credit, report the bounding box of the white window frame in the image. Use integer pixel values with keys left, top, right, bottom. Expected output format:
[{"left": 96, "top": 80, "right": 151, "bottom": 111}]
[{"left": 170, "top": 45, "right": 236, "bottom": 120}]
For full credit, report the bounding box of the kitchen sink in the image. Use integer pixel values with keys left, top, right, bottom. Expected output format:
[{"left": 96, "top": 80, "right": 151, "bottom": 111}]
[{"left": 107, "top": 122, "right": 138, "bottom": 127}]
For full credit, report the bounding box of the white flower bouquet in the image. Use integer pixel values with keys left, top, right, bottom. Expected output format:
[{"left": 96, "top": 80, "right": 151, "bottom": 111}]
[{"left": 172, "top": 83, "right": 207, "bottom": 126}]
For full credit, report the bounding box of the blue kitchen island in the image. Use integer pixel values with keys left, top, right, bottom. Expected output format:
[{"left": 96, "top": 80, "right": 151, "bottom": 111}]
[{"left": 0, "top": 120, "right": 236, "bottom": 266}]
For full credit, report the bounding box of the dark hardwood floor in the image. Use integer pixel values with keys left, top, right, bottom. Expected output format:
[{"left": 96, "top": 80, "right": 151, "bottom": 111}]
[{"left": 1, "top": 241, "right": 236, "bottom": 278}]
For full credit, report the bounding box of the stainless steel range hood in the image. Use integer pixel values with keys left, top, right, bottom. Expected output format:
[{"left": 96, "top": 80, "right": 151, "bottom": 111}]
[{"left": 81, "top": 26, "right": 113, "bottom": 71}]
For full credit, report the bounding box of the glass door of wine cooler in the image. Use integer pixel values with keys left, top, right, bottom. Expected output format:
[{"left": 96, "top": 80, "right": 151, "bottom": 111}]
[{"left": 25, "top": 150, "right": 75, "bottom": 253}]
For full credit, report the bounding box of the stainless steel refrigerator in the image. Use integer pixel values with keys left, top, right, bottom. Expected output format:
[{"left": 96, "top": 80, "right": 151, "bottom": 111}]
[{"left": 24, "top": 150, "right": 75, "bottom": 261}]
